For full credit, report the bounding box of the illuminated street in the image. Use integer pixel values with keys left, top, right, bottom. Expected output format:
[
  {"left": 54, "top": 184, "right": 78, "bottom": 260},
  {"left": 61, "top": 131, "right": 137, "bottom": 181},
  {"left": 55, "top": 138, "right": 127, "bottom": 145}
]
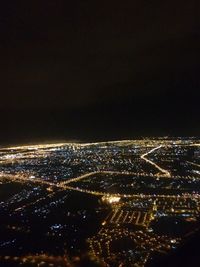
[{"left": 0, "top": 138, "right": 199, "bottom": 266}]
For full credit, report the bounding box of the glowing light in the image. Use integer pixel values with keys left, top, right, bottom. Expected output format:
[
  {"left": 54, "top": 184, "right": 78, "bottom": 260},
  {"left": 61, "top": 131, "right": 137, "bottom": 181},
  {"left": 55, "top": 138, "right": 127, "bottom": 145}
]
[{"left": 102, "top": 196, "right": 121, "bottom": 204}]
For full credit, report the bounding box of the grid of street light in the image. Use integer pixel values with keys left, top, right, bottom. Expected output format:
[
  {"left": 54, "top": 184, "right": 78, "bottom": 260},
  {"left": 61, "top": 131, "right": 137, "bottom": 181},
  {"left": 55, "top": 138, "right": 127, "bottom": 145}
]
[{"left": 0, "top": 138, "right": 199, "bottom": 266}]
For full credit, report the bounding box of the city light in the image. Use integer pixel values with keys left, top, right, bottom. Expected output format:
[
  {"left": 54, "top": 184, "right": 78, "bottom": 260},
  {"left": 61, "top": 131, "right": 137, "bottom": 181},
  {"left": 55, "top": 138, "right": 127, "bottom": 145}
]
[{"left": 0, "top": 138, "right": 199, "bottom": 266}]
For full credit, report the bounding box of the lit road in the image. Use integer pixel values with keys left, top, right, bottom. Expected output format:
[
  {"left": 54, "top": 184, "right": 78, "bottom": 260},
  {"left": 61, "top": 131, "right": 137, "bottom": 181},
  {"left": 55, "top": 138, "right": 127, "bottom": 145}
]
[
  {"left": 186, "top": 161, "right": 200, "bottom": 168},
  {"left": 0, "top": 140, "right": 199, "bottom": 267},
  {"left": 140, "top": 145, "right": 171, "bottom": 177}
]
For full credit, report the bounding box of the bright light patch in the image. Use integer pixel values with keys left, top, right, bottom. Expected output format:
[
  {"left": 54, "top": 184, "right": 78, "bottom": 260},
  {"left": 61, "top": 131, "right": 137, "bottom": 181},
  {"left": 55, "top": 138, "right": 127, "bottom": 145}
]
[{"left": 102, "top": 196, "right": 121, "bottom": 204}]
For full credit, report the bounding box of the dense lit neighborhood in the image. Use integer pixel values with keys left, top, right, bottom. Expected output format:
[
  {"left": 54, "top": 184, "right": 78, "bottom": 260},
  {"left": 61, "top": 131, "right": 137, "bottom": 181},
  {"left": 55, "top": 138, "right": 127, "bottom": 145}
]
[{"left": 0, "top": 138, "right": 199, "bottom": 266}]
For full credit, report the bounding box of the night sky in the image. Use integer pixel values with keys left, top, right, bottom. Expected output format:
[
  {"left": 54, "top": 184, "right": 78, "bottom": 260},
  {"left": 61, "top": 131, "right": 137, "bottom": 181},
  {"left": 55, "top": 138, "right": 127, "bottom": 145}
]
[{"left": 0, "top": 0, "right": 200, "bottom": 145}]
